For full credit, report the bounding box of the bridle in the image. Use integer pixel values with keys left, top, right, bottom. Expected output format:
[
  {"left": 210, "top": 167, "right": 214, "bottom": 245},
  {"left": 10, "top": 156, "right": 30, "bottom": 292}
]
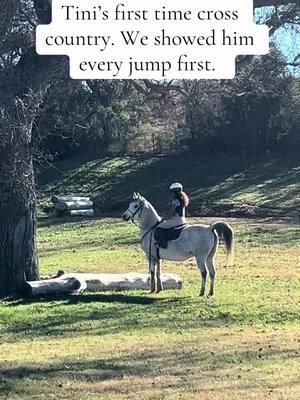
[
  {"left": 127, "top": 201, "right": 144, "bottom": 227},
  {"left": 128, "top": 201, "right": 162, "bottom": 249}
]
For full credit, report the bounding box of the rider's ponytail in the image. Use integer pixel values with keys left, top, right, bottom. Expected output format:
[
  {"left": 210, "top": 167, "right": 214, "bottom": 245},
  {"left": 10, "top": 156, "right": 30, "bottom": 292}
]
[{"left": 181, "top": 191, "right": 190, "bottom": 207}]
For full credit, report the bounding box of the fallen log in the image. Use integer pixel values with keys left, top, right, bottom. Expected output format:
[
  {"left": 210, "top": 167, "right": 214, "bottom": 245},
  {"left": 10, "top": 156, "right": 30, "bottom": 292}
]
[
  {"left": 67, "top": 209, "right": 94, "bottom": 217},
  {"left": 51, "top": 195, "right": 91, "bottom": 203},
  {"left": 25, "top": 277, "right": 82, "bottom": 296},
  {"left": 63, "top": 272, "right": 182, "bottom": 291},
  {"left": 25, "top": 272, "right": 182, "bottom": 295},
  {"left": 55, "top": 200, "right": 94, "bottom": 211}
]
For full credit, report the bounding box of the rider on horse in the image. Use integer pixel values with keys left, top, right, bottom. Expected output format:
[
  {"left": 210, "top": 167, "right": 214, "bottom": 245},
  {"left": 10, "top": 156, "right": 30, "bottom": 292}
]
[{"left": 160, "top": 182, "right": 190, "bottom": 229}]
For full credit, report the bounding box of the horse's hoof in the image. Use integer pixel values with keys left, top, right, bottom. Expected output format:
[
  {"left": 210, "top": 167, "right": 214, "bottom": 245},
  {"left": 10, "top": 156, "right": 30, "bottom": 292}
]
[
  {"left": 199, "top": 292, "right": 205, "bottom": 297},
  {"left": 156, "top": 283, "right": 163, "bottom": 293},
  {"left": 149, "top": 289, "right": 155, "bottom": 294}
]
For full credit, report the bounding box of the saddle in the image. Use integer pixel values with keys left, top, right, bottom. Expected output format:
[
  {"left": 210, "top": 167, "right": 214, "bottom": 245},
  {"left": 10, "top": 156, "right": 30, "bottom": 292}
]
[{"left": 154, "top": 224, "right": 186, "bottom": 249}]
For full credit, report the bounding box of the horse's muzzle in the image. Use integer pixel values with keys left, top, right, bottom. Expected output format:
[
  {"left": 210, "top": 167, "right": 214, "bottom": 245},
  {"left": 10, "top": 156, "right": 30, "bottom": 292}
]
[{"left": 122, "top": 214, "right": 130, "bottom": 221}]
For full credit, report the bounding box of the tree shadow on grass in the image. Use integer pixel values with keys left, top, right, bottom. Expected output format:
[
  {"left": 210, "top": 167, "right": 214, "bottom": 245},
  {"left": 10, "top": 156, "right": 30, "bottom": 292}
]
[
  {"left": 0, "top": 346, "right": 299, "bottom": 398},
  {"left": 9, "top": 292, "right": 161, "bottom": 306},
  {"left": 2, "top": 291, "right": 299, "bottom": 340}
]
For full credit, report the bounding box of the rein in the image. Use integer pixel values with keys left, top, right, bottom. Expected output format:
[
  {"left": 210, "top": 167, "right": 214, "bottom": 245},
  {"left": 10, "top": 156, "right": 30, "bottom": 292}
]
[
  {"left": 141, "top": 220, "right": 162, "bottom": 243},
  {"left": 142, "top": 220, "right": 162, "bottom": 263},
  {"left": 129, "top": 202, "right": 162, "bottom": 259}
]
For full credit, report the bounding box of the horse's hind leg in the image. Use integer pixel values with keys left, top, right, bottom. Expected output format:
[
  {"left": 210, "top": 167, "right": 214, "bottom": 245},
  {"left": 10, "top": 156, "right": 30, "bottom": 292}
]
[
  {"left": 156, "top": 259, "right": 163, "bottom": 293},
  {"left": 196, "top": 257, "right": 207, "bottom": 297},
  {"left": 206, "top": 256, "right": 216, "bottom": 296},
  {"left": 206, "top": 231, "right": 218, "bottom": 296}
]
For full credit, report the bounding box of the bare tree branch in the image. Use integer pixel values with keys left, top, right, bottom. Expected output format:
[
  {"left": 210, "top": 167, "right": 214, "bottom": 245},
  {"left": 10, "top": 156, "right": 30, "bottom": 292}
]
[
  {"left": 33, "top": 0, "right": 52, "bottom": 24},
  {"left": 254, "top": 0, "right": 299, "bottom": 8}
]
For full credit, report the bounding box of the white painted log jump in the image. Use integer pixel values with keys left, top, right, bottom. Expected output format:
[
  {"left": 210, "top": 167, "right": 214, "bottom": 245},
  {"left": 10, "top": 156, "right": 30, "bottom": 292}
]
[
  {"left": 55, "top": 200, "right": 94, "bottom": 211},
  {"left": 51, "top": 195, "right": 94, "bottom": 217},
  {"left": 25, "top": 272, "right": 182, "bottom": 295},
  {"left": 51, "top": 196, "right": 90, "bottom": 203},
  {"left": 68, "top": 209, "right": 94, "bottom": 217}
]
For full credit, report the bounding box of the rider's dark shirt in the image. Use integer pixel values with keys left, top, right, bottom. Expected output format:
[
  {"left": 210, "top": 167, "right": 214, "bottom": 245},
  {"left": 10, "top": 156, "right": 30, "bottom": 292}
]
[{"left": 170, "top": 197, "right": 185, "bottom": 217}]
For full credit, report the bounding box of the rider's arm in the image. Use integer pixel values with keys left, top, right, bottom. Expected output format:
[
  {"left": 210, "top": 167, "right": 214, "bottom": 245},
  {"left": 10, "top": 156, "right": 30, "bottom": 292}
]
[
  {"left": 163, "top": 205, "right": 176, "bottom": 220},
  {"left": 162, "top": 199, "right": 180, "bottom": 220}
]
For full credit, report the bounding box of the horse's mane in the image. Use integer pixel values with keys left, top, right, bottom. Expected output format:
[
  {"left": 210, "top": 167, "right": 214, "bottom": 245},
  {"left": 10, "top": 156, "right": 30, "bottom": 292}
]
[{"left": 144, "top": 199, "right": 162, "bottom": 221}]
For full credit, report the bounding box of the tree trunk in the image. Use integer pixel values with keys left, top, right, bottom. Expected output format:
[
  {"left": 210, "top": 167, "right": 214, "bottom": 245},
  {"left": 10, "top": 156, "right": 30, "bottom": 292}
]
[
  {"left": 0, "top": 97, "right": 40, "bottom": 298},
  {"left": 0, "top": 0, "right": 63, "bottom": 298},
  {"left": 0, "top": 198, "right": 38, "bottom": 297},
  {"left": 0, "top": 163, "right": 39, "bottom": 298},
  {"left": 24, "top": 200, "right": 39, "bottom": 281}
]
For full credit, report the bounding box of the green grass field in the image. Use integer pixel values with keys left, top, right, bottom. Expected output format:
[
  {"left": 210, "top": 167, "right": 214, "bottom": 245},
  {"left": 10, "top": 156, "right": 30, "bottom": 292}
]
[{"left": 0, "top": 217, "right": 299, "bottom": 400}]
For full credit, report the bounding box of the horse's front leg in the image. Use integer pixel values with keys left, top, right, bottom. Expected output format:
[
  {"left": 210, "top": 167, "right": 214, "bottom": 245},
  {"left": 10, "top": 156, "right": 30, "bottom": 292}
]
[
  {"left": 156, "top": 259, "right": 163, "bottom": 293},
  {"left": 149, "top": 259, "right": 156, "bottom": 293}
]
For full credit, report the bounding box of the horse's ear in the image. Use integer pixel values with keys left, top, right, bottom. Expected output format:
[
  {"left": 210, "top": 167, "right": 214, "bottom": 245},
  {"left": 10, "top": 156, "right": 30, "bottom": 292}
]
[
  {"left": 138, "top": 193, "right": 146, "bottom": 203},
  {"left": 132, "top": 192, "right": 144, "bottom": 202},
  {"left": 137, "top": 193, "right": 144, "bottom": 202}
]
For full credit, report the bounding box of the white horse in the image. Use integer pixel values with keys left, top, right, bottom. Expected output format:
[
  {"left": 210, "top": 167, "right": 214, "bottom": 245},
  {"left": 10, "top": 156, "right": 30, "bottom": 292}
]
[{"left": 122, "top": 193, "right": 234, "bottom": 296}]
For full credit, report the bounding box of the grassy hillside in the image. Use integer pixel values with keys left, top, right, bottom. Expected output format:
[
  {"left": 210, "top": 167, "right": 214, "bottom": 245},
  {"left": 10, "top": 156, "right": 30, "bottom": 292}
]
[{"left": 37, "top": 154, "right": 300, "bottom": 218}]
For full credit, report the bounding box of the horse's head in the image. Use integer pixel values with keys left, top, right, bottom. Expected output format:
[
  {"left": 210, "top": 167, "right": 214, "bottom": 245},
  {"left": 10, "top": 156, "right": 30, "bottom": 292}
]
[{"left": 122, "top": 192, "right": 146, "bottom": 221}]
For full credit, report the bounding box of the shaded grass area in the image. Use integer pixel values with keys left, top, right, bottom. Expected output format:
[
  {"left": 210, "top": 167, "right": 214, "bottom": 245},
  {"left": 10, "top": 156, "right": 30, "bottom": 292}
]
[
  {"left": 0, "top": 324, "right": 299, "bottom": 400},
  {"left": 1, "top": 340, "right": 299, "bottom": 400},
  {"left": 0, "top": 218, "right": 299, "bottom": 399},
  {"left": 37, "top": 154, "right": 300, "bottom": 216}
]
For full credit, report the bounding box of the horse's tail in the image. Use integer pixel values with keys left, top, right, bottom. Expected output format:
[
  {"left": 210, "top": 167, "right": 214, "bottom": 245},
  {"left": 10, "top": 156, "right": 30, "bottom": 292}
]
[{"left": 210, "top": 222, "right": 234, "bottom": 266}]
